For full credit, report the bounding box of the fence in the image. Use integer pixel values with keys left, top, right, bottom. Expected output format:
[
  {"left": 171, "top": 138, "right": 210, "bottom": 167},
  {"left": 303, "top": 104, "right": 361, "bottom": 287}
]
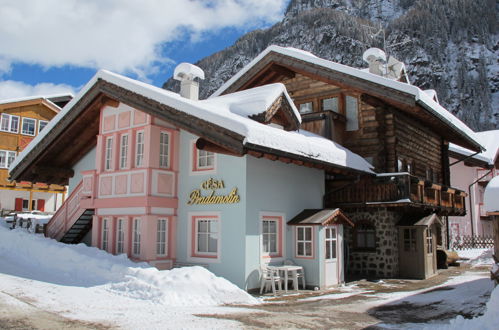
[{"left": 451, "top": 235, "right": 495, "bottom": 250}]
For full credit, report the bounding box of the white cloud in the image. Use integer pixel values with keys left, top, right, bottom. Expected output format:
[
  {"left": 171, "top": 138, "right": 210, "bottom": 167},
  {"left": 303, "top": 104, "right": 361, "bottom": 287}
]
[
  {"left": 0, "top": 0, "right": 288, "bottom": 78},
  {"left": 0, "top": 80, "right": 77, "bottom": 100}
]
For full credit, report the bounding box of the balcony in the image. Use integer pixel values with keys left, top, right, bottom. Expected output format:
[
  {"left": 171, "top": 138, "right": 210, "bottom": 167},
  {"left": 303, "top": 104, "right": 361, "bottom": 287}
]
[{"left": 325, "top": 173, "right": 466, "bottom": 216}]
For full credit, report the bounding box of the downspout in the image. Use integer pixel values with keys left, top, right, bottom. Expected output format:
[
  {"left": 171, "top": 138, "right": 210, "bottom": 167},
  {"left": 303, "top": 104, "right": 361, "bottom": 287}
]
[{"left": 468, "top": 169, "right": 493, "bottom": 243}]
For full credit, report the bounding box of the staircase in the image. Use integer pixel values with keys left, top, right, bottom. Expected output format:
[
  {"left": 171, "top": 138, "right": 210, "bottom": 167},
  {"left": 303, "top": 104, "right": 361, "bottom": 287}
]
[{"left": 45, "top": 181, "right": 94, "bottom": 243}]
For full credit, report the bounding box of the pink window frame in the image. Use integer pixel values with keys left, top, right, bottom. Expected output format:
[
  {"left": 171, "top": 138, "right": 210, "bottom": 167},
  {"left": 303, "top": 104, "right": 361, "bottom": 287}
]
[
  {"left": 261, "top": 215, "right": 283, "bottom": 258},
  {"left": 191, "top": 141, "right": 215, "bottom": 172},
  {"left": 159, "top": 130, "right": 171, "bottom": 170},
  {"left": 191, "top": 215, "right": 219, "bottom": 259}
]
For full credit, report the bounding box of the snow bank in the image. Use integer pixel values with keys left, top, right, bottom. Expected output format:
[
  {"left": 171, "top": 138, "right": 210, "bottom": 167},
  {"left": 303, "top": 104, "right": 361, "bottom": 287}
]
[
  {"left": 484, "top": 176, "right": 499, "bottom": 213},
  {"left": 0, "top": 226, "right": 258, "bottom": 306},
  {"left": 458, "top": 248, "right": 494, "bottom": 267}
]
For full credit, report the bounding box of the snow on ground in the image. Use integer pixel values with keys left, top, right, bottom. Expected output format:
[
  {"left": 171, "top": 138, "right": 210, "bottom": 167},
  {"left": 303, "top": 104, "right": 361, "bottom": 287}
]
[
  {"left": 457, "top": 248, "right": 495, "bottom": 267},
  {"left": 0, "top": 225, "right": 256, "bottom": 329},
  {"left": 439, "top": 284, "right": 499, "bottom": 330}
]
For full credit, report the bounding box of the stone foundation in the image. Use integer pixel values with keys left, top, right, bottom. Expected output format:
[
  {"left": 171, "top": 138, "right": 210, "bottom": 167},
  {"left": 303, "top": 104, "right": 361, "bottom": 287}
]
[{"left": 345, "top": 208, "right": 401, "bottom": 278}]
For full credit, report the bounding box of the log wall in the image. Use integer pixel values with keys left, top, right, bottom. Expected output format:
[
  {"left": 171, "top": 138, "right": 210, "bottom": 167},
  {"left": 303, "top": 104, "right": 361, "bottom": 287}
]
[{"left": 394, "top": 112, "right": 443, "bottom": 183}]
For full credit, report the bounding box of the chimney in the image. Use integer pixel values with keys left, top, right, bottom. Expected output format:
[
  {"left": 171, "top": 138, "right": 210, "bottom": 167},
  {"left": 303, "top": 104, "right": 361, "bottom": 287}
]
[{"left": 173, "top": 63, "right": 205, "bottom": 100}]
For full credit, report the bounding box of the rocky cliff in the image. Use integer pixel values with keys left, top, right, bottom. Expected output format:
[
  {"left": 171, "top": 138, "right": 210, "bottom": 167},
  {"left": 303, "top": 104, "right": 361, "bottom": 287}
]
[{"left": 163, "top": 0, "right": 498, "bottom": 131}]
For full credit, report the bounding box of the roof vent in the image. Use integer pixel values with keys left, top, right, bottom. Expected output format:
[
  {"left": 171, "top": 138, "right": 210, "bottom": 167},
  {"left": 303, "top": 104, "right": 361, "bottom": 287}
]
[{"left": 173, "top": 63, "right": 205, "bottom": 100}]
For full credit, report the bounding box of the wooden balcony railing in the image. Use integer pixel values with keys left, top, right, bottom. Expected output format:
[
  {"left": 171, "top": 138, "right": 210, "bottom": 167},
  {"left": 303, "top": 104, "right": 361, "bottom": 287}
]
[
  {"left": 325, "top": 173, "right": 466, "bottom": 215},
  {"left": 45, "top": 181, "right": 93, "bottom": 240}
]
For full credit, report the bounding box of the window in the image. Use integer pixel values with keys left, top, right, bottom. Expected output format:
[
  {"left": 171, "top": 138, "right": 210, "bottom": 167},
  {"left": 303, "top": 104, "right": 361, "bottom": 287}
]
[
  {"left": 322, "top": 97, "right": 339, "bottom": 113},
  {"left": 157, "top": 219, "right": 168, "bottom": 256},
  {"left": 299, "top": 102, "right": 313, "bottom": 114},
  {"left": 0, "top": 150, "right": 16, "bottom": 169},
  {"left": 120, "top": 134, "right": 128, "bottom": 169},
  {"left": 195, "top": 218, "right": 218, "bottom": 255},
  {"left": 426, "top": 167, "right": 433, "bottom": 181},
  {"left": 159, "top": 132, "right": 169, "bottom": 168},
  {"left": 0, "top": 151, "right": 5, "bottom": 168},
  {"left": 262, "top": 219, "right": 277, "bottom": 254},
  {"left": 6, "top": 151, "right": 15, "bottom": 168},
  {"left": 325, "top": 227, "right": 337, "bottom": 259},
  {"left": 38, "top": 120, "right": 48, "bottom": 133},
  {"left": 135, "top": 131, "right": 144, "bottom": 167},
  {"left": 1, "top": 114, "right": 19, "bottom": 133},
  {"left": 105, "top": 137, "right": 113, "bottom": 170},
  {"left": 22, "top": 199, "right": 29, "bottom": 210},
  {"left": 132, "top": 218, "right": 141, "bottom": 256},
  {"left": 21, "top": 118, "right": 36, "bottom": 136},
  {"left": 116, "top": 218, "right": 125, "bottom": 254},
  {"left": 426, "top": 227, "right": 433, "bottom": 254},
  {"left": 403, "top": 228, "right": 417, "bottom": 252},
  {"left": 198, "top": 150, "right": 214, "bottom": 169},
  {"left": 355, "top": 222, "right": 376, "bottom": 250},
  {"left": 345, "top": 95, "right": 359, "bottom": 131},
  {"left": 296, "top": 226, "right": 313, "bottom": 257},
  {"left": 102, "top": 218, "right": 109, "bottom": 251}
]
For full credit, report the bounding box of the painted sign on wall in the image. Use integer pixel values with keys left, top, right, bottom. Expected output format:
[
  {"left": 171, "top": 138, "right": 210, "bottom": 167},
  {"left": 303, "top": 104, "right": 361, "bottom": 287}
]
[{"left": 187, "top": 178, "right": 240, "bottom": 205}]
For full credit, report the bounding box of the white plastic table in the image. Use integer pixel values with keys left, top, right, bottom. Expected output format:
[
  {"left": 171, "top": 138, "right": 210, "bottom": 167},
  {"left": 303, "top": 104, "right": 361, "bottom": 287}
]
[{"left": 272, "top": 265, "right": 303, "bottom": 292}]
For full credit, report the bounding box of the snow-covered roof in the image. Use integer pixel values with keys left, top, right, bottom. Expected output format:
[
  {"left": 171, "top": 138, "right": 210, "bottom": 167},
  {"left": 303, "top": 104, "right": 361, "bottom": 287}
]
[
  {"left": 449, "top": 130, "right": 499, "bottom": 166},
  {"left": 200, "top": 83, "right": 301, "bottom": 123},
  {"left": 0, "top": 93, "right": 73, "bottom": 107},
  {"left": 10, "top": 70, "right": 373, "bottom": 175},
  {"left": 212, "top": 45, "right": 483, "bottom": 151},
  {"left": 484, "top": 176, "right": 499, "bottom": 213}
]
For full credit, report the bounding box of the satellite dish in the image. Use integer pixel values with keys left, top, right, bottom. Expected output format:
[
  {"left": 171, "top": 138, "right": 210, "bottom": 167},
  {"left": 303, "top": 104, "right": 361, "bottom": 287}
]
[{"left": 362, "top": 48, "right": 387, "bottom": 64}]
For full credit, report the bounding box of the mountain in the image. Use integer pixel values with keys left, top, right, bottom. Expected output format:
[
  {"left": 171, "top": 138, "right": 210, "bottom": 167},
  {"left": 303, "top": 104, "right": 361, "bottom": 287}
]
[{"left": 163, "top": 0, "right": 498, "bottom": 131}]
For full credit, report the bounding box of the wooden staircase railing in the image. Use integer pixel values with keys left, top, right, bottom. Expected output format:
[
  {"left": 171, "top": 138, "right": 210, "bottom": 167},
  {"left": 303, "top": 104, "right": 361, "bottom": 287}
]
[{"left": 45, "top": 181, "right": 93, "bottom": 241}]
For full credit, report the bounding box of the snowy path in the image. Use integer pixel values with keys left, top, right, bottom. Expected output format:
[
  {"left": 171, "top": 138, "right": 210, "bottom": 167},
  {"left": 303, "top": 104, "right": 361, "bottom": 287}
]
[{"left": 207, "top": 267, "right": 495, "bottom": 329}]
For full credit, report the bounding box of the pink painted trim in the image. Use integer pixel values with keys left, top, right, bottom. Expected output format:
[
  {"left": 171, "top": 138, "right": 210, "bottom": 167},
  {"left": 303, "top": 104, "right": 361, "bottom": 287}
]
[
  {"left": 191, "top": 215, "right": 219, "bottom": 258},
  {"left": 261, "top": 215, "right": 283, "bottom": 258},
  {"left": 294, "top": 226, "right": 315, "bottom": 259},
  {"left": 191, "top": 141, "right": 215, "bottom": 172},
  {"left": 93, "top": 196, "right": 178, "bottom": 209}
]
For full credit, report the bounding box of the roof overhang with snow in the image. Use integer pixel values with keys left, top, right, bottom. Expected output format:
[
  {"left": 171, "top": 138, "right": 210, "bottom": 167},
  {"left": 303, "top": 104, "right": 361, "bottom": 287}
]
[
  {"left": 9, "top": 71, "right": 374, "bottom": 185},
  {"left": 0, "top": 96, "right": 65, "bottom": 114},
  {"left": 449, "top": 130, "right": 499, "bottom": 169},
  {"left": 212, "top": 45, "right": 484, "bottom": 152}
]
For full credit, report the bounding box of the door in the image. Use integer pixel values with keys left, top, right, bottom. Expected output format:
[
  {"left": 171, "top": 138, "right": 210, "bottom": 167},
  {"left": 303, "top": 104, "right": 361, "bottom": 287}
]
[
  {"left": 425, "top": 226, "right": 436, "bottom": 277},
  {"left": 14, "top": 198, "right": 23, "bottom": 211},
  {"left": 37, "top": 199, "right": 45, "bottom": 212},
  {"left": 324, "top": 226, "right": 339, "bottom": 286}
]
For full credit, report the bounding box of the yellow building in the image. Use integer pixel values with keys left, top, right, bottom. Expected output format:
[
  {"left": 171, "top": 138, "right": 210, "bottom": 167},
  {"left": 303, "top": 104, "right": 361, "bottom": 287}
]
[{"left": 0, "top": 94, "right": 71, "bottom": 213}]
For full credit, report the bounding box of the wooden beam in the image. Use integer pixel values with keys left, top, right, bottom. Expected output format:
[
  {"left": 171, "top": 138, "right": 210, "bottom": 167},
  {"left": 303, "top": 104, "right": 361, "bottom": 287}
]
[
  {"left": 264, "top": 153, "right": 278, "bottom": 161},
  {"left": 100, "top": 96, "right": 119, "bottom": 108},
  {"left": 32, "top": 166, "right": 74, "bottom": 179},
  {"left": 195, "top": 138, "right": 243, "bottom": 157},
  {"left": 247, "top": 150, "right": 264, "bottom": 158}
]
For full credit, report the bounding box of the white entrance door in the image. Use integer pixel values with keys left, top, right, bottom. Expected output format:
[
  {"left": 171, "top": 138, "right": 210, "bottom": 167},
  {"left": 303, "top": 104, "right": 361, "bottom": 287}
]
[{"left": 324, "top": 226, "right": 339, "bottom": 286}]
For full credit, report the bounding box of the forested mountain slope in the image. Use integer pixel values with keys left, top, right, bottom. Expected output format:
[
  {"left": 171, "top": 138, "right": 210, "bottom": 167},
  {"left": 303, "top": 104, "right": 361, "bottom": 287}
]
[{"left": 164, "top": 0, "right": 498, "bottom": 131}]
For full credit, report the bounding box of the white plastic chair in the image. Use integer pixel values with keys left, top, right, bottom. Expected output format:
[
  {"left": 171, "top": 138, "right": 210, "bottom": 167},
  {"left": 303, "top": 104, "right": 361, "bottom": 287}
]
[
  {"left": 284, "top": 259, "right": 306, "bottom": 289},
  {"left": 259, "top": 266, "right": 282, "bottom": 295}
]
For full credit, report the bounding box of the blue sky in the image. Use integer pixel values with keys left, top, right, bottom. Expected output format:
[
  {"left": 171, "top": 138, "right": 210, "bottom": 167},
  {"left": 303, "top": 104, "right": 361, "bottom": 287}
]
[{"left": 0, "top": 0, "right": 289, "bottom": 99}]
